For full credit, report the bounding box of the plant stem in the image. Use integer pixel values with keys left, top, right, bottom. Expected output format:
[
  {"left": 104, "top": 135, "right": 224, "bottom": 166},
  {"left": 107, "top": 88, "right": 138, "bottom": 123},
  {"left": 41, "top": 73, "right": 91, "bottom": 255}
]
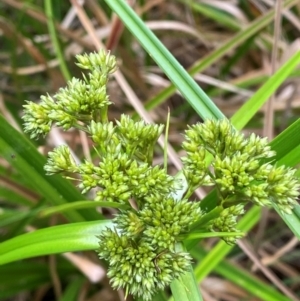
[
  {"left": 190, "top": 206, "right": 223, "bottom": 230},
  {"left": 170, "top": 244, "right": 203, "bottom": 301}
]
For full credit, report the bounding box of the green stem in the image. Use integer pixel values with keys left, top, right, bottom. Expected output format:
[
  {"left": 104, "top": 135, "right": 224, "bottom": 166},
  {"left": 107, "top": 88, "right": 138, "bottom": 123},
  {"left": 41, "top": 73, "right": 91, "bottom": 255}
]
[
  {"left": 182, "top": 231, "right": 244, "bottom": 241},
  {"left": 183, "top": 186, "right": 196, "bottom": 199},
  {"left": 73, "top": 123, "right": 89, "bottom": 133},
  {"left": 45, "top": 0, "right": 71, "bottom": 81},
  {"left": 100, "top": 106, "right": 108, "bottom": 123},
  {"left": 170, "top": 244, "right": 203, "bottom": 301},
  {"left": 147, "top": 144, "right": 154, "bottom": 165},
  {"left": 190, "top": 206, "right": 223, "bottom": 230},
  {"left": 164, "top": 110, "right": 170, "bottom": 172},
  {"left": 104, "top": 0, "right": 224, "bottom": 120}
]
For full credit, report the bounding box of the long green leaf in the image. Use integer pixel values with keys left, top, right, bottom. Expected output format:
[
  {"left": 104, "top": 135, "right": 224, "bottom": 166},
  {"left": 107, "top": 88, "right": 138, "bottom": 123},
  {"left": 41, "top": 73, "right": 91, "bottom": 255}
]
[
  {"left": 0, "top": 220, "right": 111, "bottom": 265},
  {"left": 269, "top": 118, "right": 300, "bottom": 163},
  {"left": 45, "top": 0, "right": 71, "bottom": 80},
  {"left": 104, "top": 0, "right": 224, "bottom": 120},
  {"left": 276, "top": 205, "right": 300, "bottom": 241},
  {"left": 231, "top": 51, "right": 300, "bottom": 130},
  {"left": 268, "top": 120, "right": 300, "bottom": 241},
  {"left": 0, "top": 115, "right": 99, "bottom": 222},
  {"left": 40, "top": 200, "right": 128, "bottom": 217}
]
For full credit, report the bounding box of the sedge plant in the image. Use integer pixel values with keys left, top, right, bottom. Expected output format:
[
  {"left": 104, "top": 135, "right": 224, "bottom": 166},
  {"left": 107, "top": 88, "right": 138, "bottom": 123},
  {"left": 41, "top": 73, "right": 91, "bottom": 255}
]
[{"left": 22, "top": 51, "right": 300, "bottom": 301}]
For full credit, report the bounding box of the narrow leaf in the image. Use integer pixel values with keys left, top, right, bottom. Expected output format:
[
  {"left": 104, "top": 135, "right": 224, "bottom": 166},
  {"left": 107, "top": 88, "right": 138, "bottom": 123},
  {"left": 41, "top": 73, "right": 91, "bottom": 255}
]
[
  {"left": 104, "top": 0, "right": 224, "bottom": 120},
  {"left": 40, "top": 201, "right": 128, "bottom": 217},
  {"left": 231, "top": 51, "right": 300, "bottom": 130},
  {"left": 0, "top": 115, "right": 99, "bottom": 222},
  {"left": 0, "top": 220, "right": 112, "bottom": 265}
]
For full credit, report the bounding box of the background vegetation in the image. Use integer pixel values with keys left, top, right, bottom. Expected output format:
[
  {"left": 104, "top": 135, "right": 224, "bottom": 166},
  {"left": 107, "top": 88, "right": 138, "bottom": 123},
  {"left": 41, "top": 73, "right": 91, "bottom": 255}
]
[{"left": 0, "top": 0, "right": 300, "bottom": 300}]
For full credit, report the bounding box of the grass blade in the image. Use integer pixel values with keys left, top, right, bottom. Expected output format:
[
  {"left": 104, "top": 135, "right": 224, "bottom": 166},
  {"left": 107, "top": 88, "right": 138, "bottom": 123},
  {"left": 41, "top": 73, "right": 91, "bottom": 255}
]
[
  {"left": 104, "top": 0, "right": 224, "bottom": 120},
  {"left": 39, "top": 201, "right": 128, "bottom": 217},
  {"left": 231, "top": 51, "right": 300, "bottom": 130},
  {"left": 0, "top": 220, "right": 111, "bottom": 265},
  {"left": 0, "top": 115, "right": 99, "bottom": 222}
]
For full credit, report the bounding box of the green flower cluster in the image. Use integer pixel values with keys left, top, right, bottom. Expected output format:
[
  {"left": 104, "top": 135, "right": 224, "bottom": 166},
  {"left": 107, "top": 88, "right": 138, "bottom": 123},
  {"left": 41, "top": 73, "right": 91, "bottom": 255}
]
[
  {"left": 209, "top": 204, "right": 245, "bottom": 245},
  {"left": 23, "top": 51, "right": 198, "bottom": 300},
  {"left": 98, "top": 228, "right": 192, "bottom": 301},
  {"left": 182, "top": 119, "right": 300, "bottom": 243},
  {"left": 22, "top": 50, "right": 300, "bottom": 300},
  {"left": 44, "top": 117, "right": 172, "bottom": 204},
  {"left": 116, "top": 194, "right": 201, "bottom": 245},
  {"left": 98, "top": 194, "right": 199, "bottom": 300},
  {"left": 183, "top": 119, "right": 299, "bottom": 213},
  {"left": 22, "top": 50, "right": 117, "bottom": 139}
]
